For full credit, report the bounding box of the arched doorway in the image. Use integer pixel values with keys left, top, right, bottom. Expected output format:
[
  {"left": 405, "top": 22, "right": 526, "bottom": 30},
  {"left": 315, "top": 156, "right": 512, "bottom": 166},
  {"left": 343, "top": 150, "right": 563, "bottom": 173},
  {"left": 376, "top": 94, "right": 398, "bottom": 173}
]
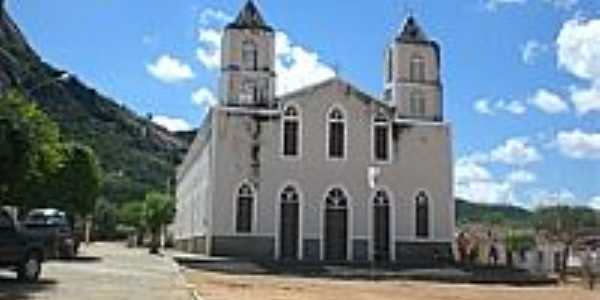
[
  {"left": 279, "top": 185, "right": 300, "bottom": 260},
  {"left": 324, "top": 188, "right": 348, "bottom": 261},
  {"left": 373, "top": 190, "right": 391, "bottom": 261}
]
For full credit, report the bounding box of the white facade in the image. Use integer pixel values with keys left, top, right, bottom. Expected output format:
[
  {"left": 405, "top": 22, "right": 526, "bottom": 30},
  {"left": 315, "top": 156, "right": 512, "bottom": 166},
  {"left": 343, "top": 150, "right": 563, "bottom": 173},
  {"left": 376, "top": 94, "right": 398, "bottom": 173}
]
[{"left": 175, "top": 1, "right": 454, "bottom": 262}]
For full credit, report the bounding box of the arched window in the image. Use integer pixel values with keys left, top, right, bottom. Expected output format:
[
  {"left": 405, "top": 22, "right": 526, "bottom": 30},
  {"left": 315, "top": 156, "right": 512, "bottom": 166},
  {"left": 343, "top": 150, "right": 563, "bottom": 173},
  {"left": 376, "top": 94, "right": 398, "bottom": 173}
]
[
  {"left": 281, "top": 185, "right": 299, "bottom": 204},
  {"left": 283, "top": 105, "right": 300, "bottom": 157},
  {"left": 325, "top": 188, "right": 348, "bottom": 209},
  {"left": 410, "top": 55, "right": 425, "bottom": 82},
  {"left": 373, "top": 190, "right": 390, "bottom": 206},
  {"left": 240, "top": 80, "right": 257, "bottom": 105},
  {"left": 236, "top": 183, "right": 255, "bottom": 233},
  {"left": 373, "top": 111, "right": 390, "bottom": 162},
  {"left": 372, "top": 189, "right": 391, "bottom": 261},
  {"left": 410, "top": 90, "right": 426, "bottom": 116},
  {"left": 242, "top": 41, "right": 258, "bottom": 70},
  {"left": 328, "top": 107, "right": 346, "bottom": 159},
  {"left": 415, "top": 191, "right": 429, "bottom": 238}
]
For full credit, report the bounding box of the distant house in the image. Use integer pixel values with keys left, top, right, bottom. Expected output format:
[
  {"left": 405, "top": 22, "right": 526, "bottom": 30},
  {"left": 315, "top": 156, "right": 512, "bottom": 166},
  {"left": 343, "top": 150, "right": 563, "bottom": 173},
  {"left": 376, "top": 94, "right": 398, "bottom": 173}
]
[
  {"left": 173, "top": 1, "right": 454, "bottom": 262},
  {"left": 456, "top": 224, "right": 574, "bottom": 275}
]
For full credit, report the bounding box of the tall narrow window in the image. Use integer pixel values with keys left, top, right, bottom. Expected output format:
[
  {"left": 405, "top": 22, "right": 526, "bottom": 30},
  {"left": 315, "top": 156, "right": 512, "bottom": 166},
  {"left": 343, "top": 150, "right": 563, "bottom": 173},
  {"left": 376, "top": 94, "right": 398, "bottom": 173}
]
[
  {"left": 283, "top": 105, "right": 300, "bottom": 157},
  {"left": 415, "top": 191, "right": 429, "bottom": 238},
  {"left": 236, "top": 183, "right": 255, "bottom": 233},
  {"left": 242, "top": 41, "right": 258, "bottom": 70},
  {"left": 386, "top": 48, "right": 394, "bottom": 83},
  {"left": 328, "top": 107, "right": 345, "bottom": 159},
  {"left": 240, "top": 80, "right": 257, "bottom": 105},
  {"left": 410, "top": 55, "right": 425, "bottom": 82},
  {"left": 410, "top": 90, "right": 426, "bottom": 116},
  {"left": 373, "top": 112, "right": 390, "bottom": 162}
]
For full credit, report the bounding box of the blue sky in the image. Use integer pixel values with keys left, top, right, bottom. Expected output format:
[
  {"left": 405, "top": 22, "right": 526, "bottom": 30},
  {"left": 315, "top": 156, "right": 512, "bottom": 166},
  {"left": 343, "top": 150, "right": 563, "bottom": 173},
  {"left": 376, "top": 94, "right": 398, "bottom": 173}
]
[{"left": 7, "top": 0, "right": 600, "bottom": 208}]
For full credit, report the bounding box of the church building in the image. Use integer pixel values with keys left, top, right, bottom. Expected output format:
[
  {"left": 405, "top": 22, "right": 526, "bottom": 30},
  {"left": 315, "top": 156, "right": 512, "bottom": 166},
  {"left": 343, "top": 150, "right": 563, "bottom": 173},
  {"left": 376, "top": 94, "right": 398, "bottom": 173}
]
[{"left": 174, "top": 1, "right": 455, "bottom": 262}]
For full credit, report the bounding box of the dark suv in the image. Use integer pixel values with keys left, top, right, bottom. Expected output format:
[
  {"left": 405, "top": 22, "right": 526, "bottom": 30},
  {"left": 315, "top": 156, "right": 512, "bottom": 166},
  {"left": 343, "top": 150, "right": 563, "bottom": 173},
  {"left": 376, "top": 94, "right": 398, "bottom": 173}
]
[
  {"left": 0, "top": 209, "right": 46, "bottom": 282},
  {"left": 24, "top": 209, "right": 79, "bottom": 259}
]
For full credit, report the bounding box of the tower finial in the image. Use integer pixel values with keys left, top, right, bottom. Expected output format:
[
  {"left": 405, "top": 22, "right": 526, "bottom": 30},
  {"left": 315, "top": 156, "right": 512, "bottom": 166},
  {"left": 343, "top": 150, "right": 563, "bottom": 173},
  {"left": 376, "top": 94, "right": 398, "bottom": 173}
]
[{"left": 227, "top": 0, "right": 273, "bottom": 31}]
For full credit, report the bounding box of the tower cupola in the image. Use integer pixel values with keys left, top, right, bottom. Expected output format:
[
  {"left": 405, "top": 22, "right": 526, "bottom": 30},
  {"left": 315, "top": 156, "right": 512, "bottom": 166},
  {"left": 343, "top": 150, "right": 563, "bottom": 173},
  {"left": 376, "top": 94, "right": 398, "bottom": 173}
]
[
  {"left": 383, "top": 16, "right": 443, "bottom": 121},
  {"left": 220, "top": 0, "right": 277, "bottom": 108}
]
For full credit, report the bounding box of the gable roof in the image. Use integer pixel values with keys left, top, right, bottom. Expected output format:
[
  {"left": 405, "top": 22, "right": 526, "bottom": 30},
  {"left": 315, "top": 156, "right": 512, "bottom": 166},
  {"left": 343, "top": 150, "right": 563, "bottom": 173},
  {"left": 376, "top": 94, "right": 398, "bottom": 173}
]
[
  {"left": 278, "top": 77, "right": 390, "bottom": 109},
  {"left": 226, "top": 0, "right": 273, "bottom": 32}
]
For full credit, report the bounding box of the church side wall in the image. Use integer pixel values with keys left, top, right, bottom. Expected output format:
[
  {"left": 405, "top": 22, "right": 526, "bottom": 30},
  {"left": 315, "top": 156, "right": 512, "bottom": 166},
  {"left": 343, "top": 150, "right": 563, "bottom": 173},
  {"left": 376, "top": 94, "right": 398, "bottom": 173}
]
[{"left": 175, "top": 141, "right": 212, "bottom": 254}]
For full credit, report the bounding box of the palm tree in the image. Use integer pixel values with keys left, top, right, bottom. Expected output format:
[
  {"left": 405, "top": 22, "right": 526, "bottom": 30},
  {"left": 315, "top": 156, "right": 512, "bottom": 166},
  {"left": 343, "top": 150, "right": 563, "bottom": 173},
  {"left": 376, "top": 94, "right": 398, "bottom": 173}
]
[{"left": 143, "top": 192, "right": 175, "bottom": 254}]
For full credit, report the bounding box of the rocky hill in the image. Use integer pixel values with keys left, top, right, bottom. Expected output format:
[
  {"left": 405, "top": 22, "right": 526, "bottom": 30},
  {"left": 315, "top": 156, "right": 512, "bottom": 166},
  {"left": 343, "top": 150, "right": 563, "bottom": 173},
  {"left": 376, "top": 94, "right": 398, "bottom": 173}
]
[{"left": 0, "top": 2, "right": 190, "bottom": 205}]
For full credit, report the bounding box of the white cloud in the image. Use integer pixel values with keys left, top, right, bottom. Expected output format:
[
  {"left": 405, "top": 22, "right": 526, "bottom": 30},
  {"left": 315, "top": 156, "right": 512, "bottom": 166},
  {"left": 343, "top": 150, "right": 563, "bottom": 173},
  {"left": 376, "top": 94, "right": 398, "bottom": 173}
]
[
  {"left": 555, "top": 129, "right": 600, "bottom": 159},
  {"left": 590, "top": 196, "right": 600, "bottom": 210},
  {"left": 147, "top": 55, "right": 195, "bottom": 83},
  {"left": 521, "top": 40, "right": 549, "bottom": 65},
  {"left": 557, "top": 18, "right": 600, "bottom": 81},
  {"left": 455, "top": 154, "right": 542, "bottom": 205},
  {"left": 527, "top": 88, "right": 569, "bottom": 114},
  {"left": 496, "top": 99, "right": 527, "bottom": 114},
  {"left": 152, "top": 115, "right": 192, "bottom": 132},
  {"left": 196, "top": 28, "right": 223, "bottom": 71},
  {"left": 474, "top": 98, "right": 526, "bottom": 115},
  {"left": 191, "top": 88, "right": 218, "bottom": 107},
  {"left": 490, "top": 137, "right": 542, "bottom": 165},
  {"left": 275, "top": 32, "right": 336, "bottom": 95},
  {"left": 455, "top": 157, "right": 514, "bottom": 204},
  {"left": 506, "top": 170, "right": 537, "bottom": 184},
  {"left": 199, "top": 8, "right": 233, "bottom": 26},
  {"left": 195, "top": 8, "right": 232, "bottom": 71},
  {"left": 456, "top": 158, "right": 493, "bottom": 183},
  {"left": 570, "top": 84, "right": 600, "bottom": 115},
  {"left": 194, "top": 8, "right": 335, "bottom": 96},
  {"left": 557, "top": 17, "right": 600, "bottom": 114},
  {"left": 474, "top": 99, "right": 495, "bottom": 115},
  {"left": 456, "top": 180, "right": 514, "bottom": 204}
]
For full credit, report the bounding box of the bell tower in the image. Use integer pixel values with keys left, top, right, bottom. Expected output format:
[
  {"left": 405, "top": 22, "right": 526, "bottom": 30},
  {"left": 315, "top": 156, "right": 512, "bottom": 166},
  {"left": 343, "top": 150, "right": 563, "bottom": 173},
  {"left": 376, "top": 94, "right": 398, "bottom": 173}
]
[
  {"left": 220, "top": 0, "right": 277, "bottom": 108},
  {"left": 383, "top": 16, "right": 443, "bottom": 121}
]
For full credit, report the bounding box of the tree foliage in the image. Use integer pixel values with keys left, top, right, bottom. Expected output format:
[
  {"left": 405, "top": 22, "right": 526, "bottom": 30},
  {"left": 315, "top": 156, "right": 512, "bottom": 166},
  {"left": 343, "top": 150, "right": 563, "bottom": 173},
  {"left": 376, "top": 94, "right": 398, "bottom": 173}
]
[
  {"left": 117, "top": 201, "right": 146, "bottom": 231},
  {"left": 49, "top": 143, "right": 102, "bottom": 215},
  {"left": 534, "top": 205, "right": 600, "bottom": 281},
  {"left": 0, "top": 90, "right": 62, "bottom": 207},
  {"left": 143, "top": 192, "right": 175, "bottom": 234},
  {"left": 0, "top": 90, "right": 102, "bottom": 216}
]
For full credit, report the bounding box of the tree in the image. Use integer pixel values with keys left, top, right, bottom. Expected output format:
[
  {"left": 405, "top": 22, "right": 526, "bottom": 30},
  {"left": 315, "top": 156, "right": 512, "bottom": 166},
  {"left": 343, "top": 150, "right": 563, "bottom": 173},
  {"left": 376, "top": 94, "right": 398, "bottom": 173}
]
[
  {"left": 93, "top": 197, "right": 118, "bottom": 240},
  {"left": 49, "top": 143, "right": 102, "bottom": 216},
  {"left": 504, "top": 230, "right": 535, "bottom": 267},
  {"left": 0, "top": 90, "right": 63, "bottom": 208},
  {"left": 143, "top": 192, "right": 175, "bottom": 254},
  {"left": 117, "top": 201, "right": 146, "bottom": 246},
  {"left": 534, "top": 205, "right": 599, "bottom": 282}
]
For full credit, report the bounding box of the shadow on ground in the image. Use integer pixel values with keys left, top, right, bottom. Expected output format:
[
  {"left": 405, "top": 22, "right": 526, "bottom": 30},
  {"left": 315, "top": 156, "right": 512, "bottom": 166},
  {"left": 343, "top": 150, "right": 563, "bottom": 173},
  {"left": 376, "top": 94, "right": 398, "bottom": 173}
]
[
  {"left": 58, "top": 256, "right": 103, "bottom": 264},
  {"left": 0, "top": 274, "right": 57, "bottom": 300},
  {"left": 175, "top": 256, "right": 558, "bottom": 286}
]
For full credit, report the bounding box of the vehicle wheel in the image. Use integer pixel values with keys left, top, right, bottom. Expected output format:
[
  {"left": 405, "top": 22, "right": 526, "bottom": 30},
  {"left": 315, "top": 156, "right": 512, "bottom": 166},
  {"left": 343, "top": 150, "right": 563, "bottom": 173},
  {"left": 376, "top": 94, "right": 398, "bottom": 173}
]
[
  {"left": 17, "top": 253, "right": 42, "bottom": 283},
  {"left": 63, "top": 246, "right": 75, "bottom": 259}
]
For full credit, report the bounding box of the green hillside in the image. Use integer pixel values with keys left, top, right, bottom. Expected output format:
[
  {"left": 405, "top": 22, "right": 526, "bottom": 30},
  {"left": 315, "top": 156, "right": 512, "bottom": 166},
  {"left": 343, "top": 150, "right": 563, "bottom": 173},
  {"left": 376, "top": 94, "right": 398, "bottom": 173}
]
[
  {"left": 0, "top": 3, "right": 189, "bottom": 205},
  {"left": 455, "top": 198, "right": 534, "bottom": 226}
]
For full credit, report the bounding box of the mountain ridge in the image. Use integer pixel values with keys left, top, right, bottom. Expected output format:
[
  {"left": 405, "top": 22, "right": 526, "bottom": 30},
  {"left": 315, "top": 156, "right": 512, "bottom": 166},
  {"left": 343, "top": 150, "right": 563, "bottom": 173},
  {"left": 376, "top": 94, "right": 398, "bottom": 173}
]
[{"left": 0, "top": 2, "right": 189, "bottom": 204}]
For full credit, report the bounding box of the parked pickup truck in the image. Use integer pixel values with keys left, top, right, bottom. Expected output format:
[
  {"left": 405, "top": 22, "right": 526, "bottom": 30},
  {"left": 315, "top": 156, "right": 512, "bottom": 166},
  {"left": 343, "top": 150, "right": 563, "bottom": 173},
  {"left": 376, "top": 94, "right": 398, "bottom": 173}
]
[
  {"left": 0, "top": 209, "right": 47, "bottom": 282},
  {"left": 24, "top": 209, "right": 79, "bottom": 259}
]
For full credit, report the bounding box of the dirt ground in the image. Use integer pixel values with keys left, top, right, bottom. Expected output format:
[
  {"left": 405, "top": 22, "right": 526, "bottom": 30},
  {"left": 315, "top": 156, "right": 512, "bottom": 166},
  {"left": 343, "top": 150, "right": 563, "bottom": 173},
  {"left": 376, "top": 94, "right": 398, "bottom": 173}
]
[{"left": 185, "top": 270, "right": 600, "bottom": 300}]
